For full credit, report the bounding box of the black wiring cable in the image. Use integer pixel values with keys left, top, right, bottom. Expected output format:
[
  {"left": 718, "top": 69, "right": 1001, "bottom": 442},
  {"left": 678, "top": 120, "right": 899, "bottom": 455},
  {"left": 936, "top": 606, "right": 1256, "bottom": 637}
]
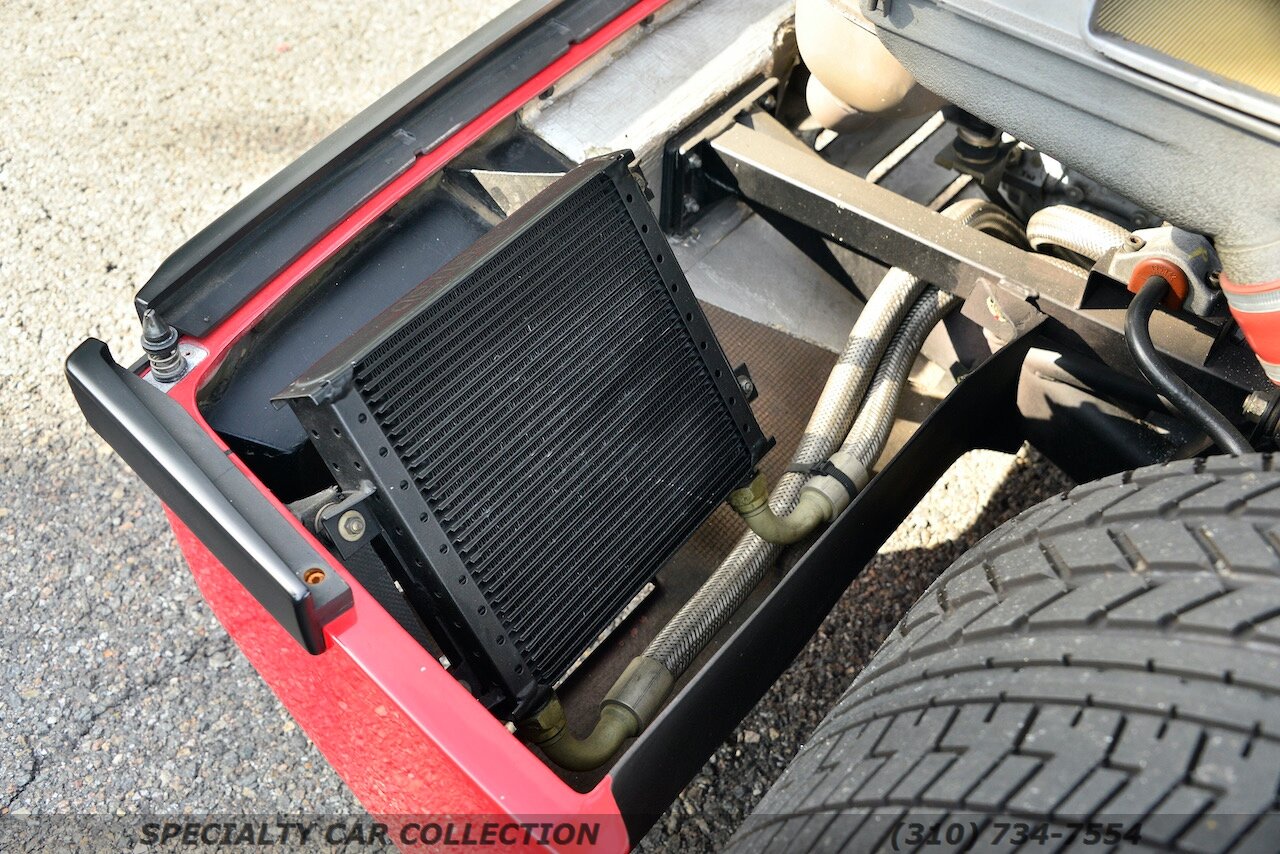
[{"left": 1125, "top": 275, "right": 1252, "bottom": 455}]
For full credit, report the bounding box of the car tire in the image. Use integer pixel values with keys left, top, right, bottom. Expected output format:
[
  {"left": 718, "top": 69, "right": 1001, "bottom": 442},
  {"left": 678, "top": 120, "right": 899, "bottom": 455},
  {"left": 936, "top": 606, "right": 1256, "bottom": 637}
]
[{"left": 730, "top": 455, "right": 1280, "bottom": 853}]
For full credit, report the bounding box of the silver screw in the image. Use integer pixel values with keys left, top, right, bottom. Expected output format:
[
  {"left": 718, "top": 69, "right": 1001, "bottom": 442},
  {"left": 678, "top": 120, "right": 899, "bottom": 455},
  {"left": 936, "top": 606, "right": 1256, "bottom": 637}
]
[
  {"left": 737, "top": 375, "right": 755, "bottom": 397},
  {"left": 682, "top": 196, "right": 701, "bottom": 214},
  {"left": 686, "top": 152, "right": 703, "bottom": 170},
  {"left": 338, "top": 510, "right": 367, "bottom": 542},
  {"left": 1243, "top": 392, "right": 1269, "bottom": 421}
]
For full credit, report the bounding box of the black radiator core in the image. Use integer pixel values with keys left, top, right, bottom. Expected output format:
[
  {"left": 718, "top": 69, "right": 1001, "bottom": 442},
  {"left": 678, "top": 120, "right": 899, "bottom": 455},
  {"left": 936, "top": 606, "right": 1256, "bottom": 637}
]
[{"left": 277, "top": 152, "right": 770, "bottom": 717}]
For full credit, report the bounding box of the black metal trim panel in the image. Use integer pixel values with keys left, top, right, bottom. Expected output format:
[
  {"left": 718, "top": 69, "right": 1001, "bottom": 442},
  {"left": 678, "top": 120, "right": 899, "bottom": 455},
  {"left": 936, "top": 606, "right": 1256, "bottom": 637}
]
[
  {"left": 65, "top": 341, "right": 352, "bottom": 654},
  {"left": 135, "top": 0, "right": 644, "bottom": 337}
]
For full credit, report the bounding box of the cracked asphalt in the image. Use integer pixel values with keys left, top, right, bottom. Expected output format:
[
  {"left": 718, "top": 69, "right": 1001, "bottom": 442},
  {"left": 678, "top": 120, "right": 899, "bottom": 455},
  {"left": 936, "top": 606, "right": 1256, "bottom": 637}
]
[{"left": 1, "top": 0, "right": 1072, "bottom": 849}]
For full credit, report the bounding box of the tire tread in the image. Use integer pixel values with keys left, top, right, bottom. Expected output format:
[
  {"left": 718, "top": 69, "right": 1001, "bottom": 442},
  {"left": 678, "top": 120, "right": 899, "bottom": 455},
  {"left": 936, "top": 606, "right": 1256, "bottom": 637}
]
[{"left": 731, "top": 455, "right": 1280, "bottom": 853}]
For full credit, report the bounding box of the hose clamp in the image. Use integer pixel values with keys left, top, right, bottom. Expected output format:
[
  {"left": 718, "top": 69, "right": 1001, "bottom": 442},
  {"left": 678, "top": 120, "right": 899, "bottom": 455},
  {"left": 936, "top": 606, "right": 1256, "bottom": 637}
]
[{"left": 809, "top": 460, "right": 861, "bottom": 500}]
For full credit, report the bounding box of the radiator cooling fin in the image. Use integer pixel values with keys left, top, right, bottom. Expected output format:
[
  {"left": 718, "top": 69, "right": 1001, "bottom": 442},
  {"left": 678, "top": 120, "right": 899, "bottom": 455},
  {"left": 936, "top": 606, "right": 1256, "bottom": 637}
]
[{"left": 277, "top": 152, "right": 770, "bottom": 717}]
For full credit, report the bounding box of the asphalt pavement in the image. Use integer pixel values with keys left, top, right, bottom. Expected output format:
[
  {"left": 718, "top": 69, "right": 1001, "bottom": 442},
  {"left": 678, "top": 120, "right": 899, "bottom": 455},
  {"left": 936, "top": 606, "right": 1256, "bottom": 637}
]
[{"left": 0, "top": 1, "right": 1071, "bottom": 849}]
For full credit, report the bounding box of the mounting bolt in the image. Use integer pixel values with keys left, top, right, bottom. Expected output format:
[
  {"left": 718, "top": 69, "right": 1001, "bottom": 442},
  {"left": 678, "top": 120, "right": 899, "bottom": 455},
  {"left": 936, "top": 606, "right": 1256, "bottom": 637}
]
[
  {"left": 140, "top": 309, "right": 188, "bottom": 383},
  {"left": 682, "top": 195, "right": 701, "bottom": 215},
  {"left": 1243, "top": 392, "right": 1270, "bottom": 422},
  {"left": 736, "top": 374, "right": 756, "bottom": 397},
  {"left": 338, "top": 509, "right": 367, "bottom": 542},
  {"left": 686, "top": 152, "right": 703, "bottom": 170}
]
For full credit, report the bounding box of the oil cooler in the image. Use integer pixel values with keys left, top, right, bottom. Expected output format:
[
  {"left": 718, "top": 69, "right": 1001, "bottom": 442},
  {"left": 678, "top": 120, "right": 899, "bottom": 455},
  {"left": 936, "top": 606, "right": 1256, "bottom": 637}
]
[{"left": 277, "top": 152, "right": 770, "bottom": 717}]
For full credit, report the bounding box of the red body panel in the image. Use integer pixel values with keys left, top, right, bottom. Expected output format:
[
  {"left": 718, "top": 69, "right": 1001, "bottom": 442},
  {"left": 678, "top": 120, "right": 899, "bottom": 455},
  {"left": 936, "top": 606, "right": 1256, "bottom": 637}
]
[
  {"left": 156, "top": 1, "right": 672, "bottom": 847},
  {"left": 169, "top": 518, "right": 626, "bottom": 850}
]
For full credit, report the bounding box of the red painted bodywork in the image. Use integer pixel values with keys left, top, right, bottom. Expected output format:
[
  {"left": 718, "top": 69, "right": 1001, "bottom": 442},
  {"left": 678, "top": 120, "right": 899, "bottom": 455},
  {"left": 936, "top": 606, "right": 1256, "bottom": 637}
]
[{"left": 156, "top": 1, "right": 673, "bottom": 847}]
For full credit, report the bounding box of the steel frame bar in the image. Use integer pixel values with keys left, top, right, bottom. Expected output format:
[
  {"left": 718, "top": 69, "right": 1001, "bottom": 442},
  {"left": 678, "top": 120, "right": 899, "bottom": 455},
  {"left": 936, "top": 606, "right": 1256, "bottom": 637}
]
[{"left": 708, "top": 121, "right": 1259, "bottom": 392}]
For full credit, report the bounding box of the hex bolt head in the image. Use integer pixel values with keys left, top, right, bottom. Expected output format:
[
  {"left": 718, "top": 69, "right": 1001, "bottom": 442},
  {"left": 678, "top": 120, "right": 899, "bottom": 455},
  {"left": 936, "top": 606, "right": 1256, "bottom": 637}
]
[
  {"left": 736, "top": 375, "right": 755, "bottom": 397},
  {"left": 338, "top": 509, "right": 367, "bottom": 542},
  {"left": 1243, "top": 392, "right": 1270, "bottom": 421}
]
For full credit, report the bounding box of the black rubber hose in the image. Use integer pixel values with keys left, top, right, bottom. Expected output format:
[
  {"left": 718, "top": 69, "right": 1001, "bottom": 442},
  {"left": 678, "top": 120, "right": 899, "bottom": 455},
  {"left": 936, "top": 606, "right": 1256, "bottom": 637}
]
[{"left": 1125, "top": 275, "right": 1251, "bottom": 455}]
